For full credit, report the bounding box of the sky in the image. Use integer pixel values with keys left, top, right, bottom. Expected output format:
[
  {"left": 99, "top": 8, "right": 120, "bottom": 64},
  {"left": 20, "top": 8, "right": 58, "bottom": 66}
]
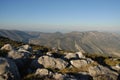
[{"left": 0, "top": 0, "right": 120, "bottom": 32}]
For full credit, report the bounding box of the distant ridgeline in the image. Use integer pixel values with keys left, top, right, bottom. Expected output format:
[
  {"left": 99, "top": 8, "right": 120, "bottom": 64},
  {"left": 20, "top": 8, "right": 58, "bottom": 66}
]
[{"left": 0, "top": 29, "right": 120, "bottom": 57}]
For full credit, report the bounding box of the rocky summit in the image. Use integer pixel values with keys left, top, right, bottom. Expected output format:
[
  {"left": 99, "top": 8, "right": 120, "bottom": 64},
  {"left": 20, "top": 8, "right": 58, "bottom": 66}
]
[{"left": 0, "top": 41, "right": 120, "bottom": 80}]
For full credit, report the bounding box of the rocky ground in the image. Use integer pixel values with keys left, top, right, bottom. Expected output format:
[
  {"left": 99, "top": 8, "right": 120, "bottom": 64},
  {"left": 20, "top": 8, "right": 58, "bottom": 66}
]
[{"left": 0, "top": 44, "right": 120, "bottom": 80}]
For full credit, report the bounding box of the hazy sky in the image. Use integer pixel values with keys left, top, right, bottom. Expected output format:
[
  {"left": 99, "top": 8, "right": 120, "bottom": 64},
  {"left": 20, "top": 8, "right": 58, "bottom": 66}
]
[{"left": 0, "top": 0, "right": 120, "bottom": 32}]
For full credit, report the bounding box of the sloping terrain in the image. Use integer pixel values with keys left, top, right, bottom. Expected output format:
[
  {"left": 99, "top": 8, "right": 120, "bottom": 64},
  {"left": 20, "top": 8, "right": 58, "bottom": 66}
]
[
  {"left": 0, "top": 29, "right": 32, "bottom": 42},
  {"left": 0, "top": 29, "right": 120, "bottom": 57},
  {"left": 29, "top": 31, "right": 120, "bottom": 57},
  {"left": 0, "top": 36, "right": 120, "bottom": 80}
]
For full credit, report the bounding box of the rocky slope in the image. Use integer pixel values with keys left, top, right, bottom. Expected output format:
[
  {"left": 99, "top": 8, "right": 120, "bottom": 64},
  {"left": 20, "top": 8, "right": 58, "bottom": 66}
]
[
  {"left": 0, "top": 29, "right": 120, "bottom": 57},
  {"left": 0, "top": 29, "right": 32, "bottom": 42},
  {"left": 0, "top": 37, "right": 120, "bottom": 80}
]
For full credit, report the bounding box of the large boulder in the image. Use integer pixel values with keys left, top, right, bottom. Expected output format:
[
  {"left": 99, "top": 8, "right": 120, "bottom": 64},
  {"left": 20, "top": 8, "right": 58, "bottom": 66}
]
[
  {"left": 76, "top": 52, "right": 85, "bottom": 58},
  {"left": 70, "top": 59, "right": 88, "bottom": 68},
  {"left": 0, "top": 57, "right": 20, "bottom": 80},
  {"left": 8, "top": 50, "right": 23, "bottom": 59},
  {"left": 1, "top": 44, "right": 13, "bottom": 51},
  {"left": 64, "top": 52, "right": 85, "bottom": 60},
  {"left": 64, "top": 53, "right": 78, "bottom": 59},
  {"left": 53, "top": 73, "right": 65, "bottom": 80},
  {"left": 18, "top": 45, "right": 32, "bottom": 52},
  {"left": 35, "top": 68, "right": 53, "bottom": 76},
  {"left": 38, "top": 56, "right": 68, "bottom": 69},
  {"left": 8, "top": 50, "right": 32, "bottom": 77},
  {"left": 8, "top": 50, "right": 31, "bottom": 59},
  {"left": 88, "top": 65, "right": 118, "bottom": 80}
]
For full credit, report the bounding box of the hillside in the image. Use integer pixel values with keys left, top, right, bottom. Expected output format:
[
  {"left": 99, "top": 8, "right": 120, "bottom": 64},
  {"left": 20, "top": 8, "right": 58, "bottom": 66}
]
[
  {"left": 0, "top": 36, "right": 120, "bottom": 80},
  {"left": 0, "top": 29, "right": 32, "bottom": 42},
  {"left": 0, "top": 29, "right": 120, "bottom": 57},
  {"left": 29, "top": 31, "right": 120, "bottom": 57}
]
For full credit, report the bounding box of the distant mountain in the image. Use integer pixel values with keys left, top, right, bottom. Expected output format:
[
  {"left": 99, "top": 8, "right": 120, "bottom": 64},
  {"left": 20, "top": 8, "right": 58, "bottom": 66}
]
[
  {"left": 0, "top": 29, "right": 120, "bottom": 57},
  {"left": 0, "top": 29, "right": 32, "bottom": 42},
  {"left": 29, "top": 31, "right": 120, "bottom": 57}
]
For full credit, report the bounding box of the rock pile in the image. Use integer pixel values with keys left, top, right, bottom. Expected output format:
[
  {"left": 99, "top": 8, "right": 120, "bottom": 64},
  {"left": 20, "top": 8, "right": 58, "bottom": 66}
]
[{"left": 0, "top": 44, "right": 119, "bottom": 80}]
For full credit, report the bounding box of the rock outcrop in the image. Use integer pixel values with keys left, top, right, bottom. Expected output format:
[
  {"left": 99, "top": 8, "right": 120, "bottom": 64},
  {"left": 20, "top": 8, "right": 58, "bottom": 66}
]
[
  {"left": 1, "top": 44, "right": 13, "bottom": 51},
  {"left": 38, "top": 56, "right": 68, "bottom": 69},
  {"left": 0, "top": 57, "right": 20, "bottom": 80},
  {"left": 0, "top": 43, "right": 119, "bottom": 80},
  {"left": 88, "top": 65, "right": 118, "bottom": 80}
]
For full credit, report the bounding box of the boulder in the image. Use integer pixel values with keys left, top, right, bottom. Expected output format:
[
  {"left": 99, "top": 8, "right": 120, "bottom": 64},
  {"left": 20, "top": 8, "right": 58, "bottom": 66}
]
[
  {"left": 38, "top": 56, "right": 68, "bottom": 69},
  {"left": 53, "top": 73, "right": 65, "bottom": 80},
  {"left": 64, "top": 53, "right": 77, "bottom": 59},
  {"left": 8, "top": 50, "right": 23, "bottom": 59},
  {"left": 8, "top": 50, "right": 32, "bottom": 77},
  {"left": 18, "top": 45, "right": 32, "bottom": 52},
  {"left": 35, "top": 68, "right": 53, "bottom": 76},
  {"left": 46, "top": 52, "right": 53, "bottom": 56},
  {"left": 76, "top": 52, "right": 85, "bottom": 58},
  {"left": 64, "top": 52, "right": 85, "bottom": 60},
  {"left": 1, "top": 44, "right": 13, "bottom": 51},
  {"left": 70, "top": 59, "right": 88, "bottom": 68},
  {"left": 0, "top": 57, "right": 20, "bottom": 80},
  {"left": 88, "top": 65, "right": 118, "bottom": 80},
  {"left": 8, "top": 50, "right": 31, "bottom": 59}
]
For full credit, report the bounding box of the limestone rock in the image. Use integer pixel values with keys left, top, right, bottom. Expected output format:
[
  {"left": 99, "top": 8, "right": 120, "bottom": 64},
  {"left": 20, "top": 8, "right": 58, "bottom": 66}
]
[
  {"left": 88, "top": 65, "right": 118, "bottom": 80},
  {"left": 0, "top": 57, "right": 20, "bottom": 80},
  {"left": 18, "top": 45, "right": 32, "bottom": 52},
  {"left": 70, "top": 59, "right": 88, "bottom": 68},
  {"left": 76, "top": 52, "right": 85, "bottom": 58},
  {"left": 8, "top": 50, "right": 31, "bottom": 59},
  {"left": 53, "top": 73, "right": 65, "bottom": 80},
  {"left": 64, "top": 53, "right": 77, "bottom": 59},
  {"left": 38, "top": 56, "right": 68, "bottom": 69},
  {"left": 35, "top": 68, "right": 53, "bottom": 76},
  {"left": 8, "top": 50, "right": 23, "bottom": 59},
  {"left": 1, "top": 44, "right": 13, "bottom": 51}
]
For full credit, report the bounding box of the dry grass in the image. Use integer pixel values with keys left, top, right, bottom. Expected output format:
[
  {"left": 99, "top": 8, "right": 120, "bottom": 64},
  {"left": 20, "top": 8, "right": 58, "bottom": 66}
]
[
  {"left": 105, "top": 58, "right": 120, "bottom": 66},
  {"left": 59, "top": 62, "right": 98, "bottom": 74}
]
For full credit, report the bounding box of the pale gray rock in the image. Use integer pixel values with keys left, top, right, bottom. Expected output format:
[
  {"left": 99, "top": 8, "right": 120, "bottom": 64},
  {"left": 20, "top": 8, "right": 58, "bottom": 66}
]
[
  {"left": 64, "top": 53, "right": 77, "bottom": 59},
  {"left": 38, "top": 56, "right": 68, "bottom": 69},
  {"left": 53, "top": 73, "right": 65, "bottom": 80},
  {"left": 76, "top": 52, "right": 85, "bottom": 58},
  {"left": 0, "top": 57, "right": 20, "bottom": 80},
  {"left": 86, "top": 58, "right": 94, "bottom": 64},
  {"left": 8, "top": 50, "right": 23, "bottom": 59},
  {"left": 88, "top": 65, "right": 118, "bottom": 80},
  {"left": 64, "top": 52, "right": 85, "bottom": 60},
  {"left": 8, "top": 50, "right": 31, "bottom": 59},
  {"left": 46, "top": 52, "right": 53, "bottom": 56},
  {"left": 18, "top": 44, "right": 32, "bottom": 53},
  {"left": 35, "top": 68, "right": 53, "bottom": 76},
  {"left": 1, "top": 44, "right": 13, "bottom": 51},
  {"left": 70, "top": 59, "right": 88, "bottom": 68}
]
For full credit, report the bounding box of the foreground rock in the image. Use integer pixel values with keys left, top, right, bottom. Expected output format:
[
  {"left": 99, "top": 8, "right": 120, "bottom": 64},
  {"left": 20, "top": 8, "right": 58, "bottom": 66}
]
[
  {"left": 0, "top": 57, "right": 20, "bottom": 80},
  {"left": 70, "top": 59, "right": 88, "bottom": 68},
  {"left": 8, "top": 50, "right": 31, "bottom": 59},
  {"left": 1, "top": 44, "right": 13, "bottom": 51},
  {"left": 64, "top": 52, "right": 85, "bottom": 60},
  {"left": 38, "top": 56, "right": 68, "bottom": 69},
  {"left": 35, "top": 68, "right": 53, "bottom": 76},
  {"left": 88, "top": 65, "right": 118, "bottom": 80},
  {"left": 18, "top": 44, "right": 32, "bottom": 52}
]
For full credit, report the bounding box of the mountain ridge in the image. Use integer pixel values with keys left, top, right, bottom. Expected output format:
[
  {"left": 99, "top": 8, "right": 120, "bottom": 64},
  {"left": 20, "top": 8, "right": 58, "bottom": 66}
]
[{"left": 0, "top": 29, "right": 120, "bottom": 57}]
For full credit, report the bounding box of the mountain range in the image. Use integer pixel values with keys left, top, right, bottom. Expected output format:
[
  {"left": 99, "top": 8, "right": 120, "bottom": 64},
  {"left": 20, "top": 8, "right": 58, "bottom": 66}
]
[{"left": 0, "top": 29, "right": 120, "bottom": 57}]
